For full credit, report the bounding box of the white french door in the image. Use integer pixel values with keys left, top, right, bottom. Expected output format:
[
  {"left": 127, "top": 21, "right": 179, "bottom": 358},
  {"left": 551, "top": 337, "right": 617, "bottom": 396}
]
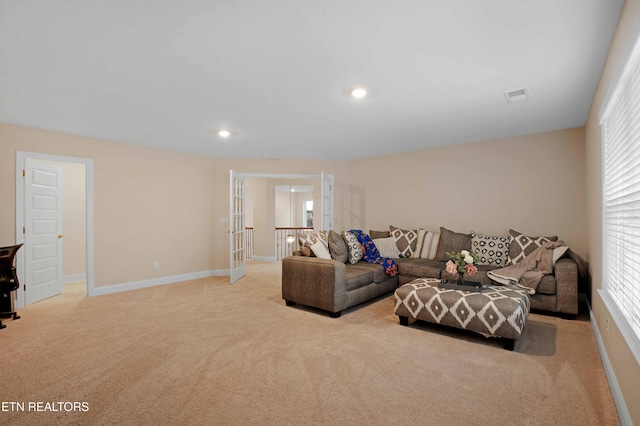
[
  {"left": 320, "top": 172, "right": 334, "bottom": 231},
  {"left": 24, "top": 159, "right": 64, "bottom": 304},
  {"left": 229, "top": 170, "right": 246, "bottom": 284}
]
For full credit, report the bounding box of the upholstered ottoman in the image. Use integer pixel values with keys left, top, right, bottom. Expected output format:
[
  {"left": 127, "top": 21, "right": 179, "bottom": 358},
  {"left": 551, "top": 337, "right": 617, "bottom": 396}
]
[{"left": 394, "top": 278, "right": 530, "bottom": 350}]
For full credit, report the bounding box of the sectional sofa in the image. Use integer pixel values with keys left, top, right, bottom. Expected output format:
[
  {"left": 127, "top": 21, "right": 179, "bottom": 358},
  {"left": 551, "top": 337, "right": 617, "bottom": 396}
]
[{"left": 281, "top": 226, "right": 580, "bottom": 318}]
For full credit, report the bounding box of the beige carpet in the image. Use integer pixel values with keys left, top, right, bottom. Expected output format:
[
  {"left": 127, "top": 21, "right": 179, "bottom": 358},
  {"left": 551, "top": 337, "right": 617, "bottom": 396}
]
[{"left": 0, "top": 261, "right": 619, "bottom": 425}]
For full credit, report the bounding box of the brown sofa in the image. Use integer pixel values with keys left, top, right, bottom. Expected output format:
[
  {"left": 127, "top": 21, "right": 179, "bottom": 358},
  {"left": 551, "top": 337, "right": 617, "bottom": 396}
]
[{"left": 281, "top": 233, "right": 579, "bottom": 318}]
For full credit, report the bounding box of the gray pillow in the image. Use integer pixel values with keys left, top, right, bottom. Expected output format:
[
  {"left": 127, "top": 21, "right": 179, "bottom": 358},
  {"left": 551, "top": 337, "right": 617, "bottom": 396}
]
[
  {"left": 369, "top": 230, "right": 391, "bottom": 239},
  {"left": 434, "top": 227, "right": 472, "bottom": 262},
  {"left": 328, "top": 230, "right": 349, "bottom": 263}
]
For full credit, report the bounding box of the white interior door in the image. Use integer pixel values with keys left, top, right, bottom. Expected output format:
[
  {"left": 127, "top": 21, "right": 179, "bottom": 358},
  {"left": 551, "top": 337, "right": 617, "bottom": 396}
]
[
  {"left": 320, "top": 172, "right": 334, "bottom": 231},
  {"left": 230, "top": 170, "right": 246, "bottom": 284},
  {"left": 24, "top": 159, "right": 64, "bottom": 304}
]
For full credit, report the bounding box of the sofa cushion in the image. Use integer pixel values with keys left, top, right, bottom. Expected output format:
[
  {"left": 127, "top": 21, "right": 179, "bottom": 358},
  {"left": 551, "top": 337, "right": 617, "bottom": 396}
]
[
  {"left": 435, "top": 227, "right": 472, "bottom": 262},
  {"left": 369, "top": 230, "right": 391, "bottom": 239},
  {"left": 342, "top": 231, "right": 364, "bottom": 264},
  {"left": 389, "top": 225, "right": 420, "bottom": 258},
  {"left": 345, "top": 266, "right": 373, "bottom": 291},
  {"left": 396, "top": 259, "right": 443, "bottom": 279},
  {"left": 470, "top": 232, "right": 509, "bottom": 267},
  {"left": 350, "top": 262, "right": 388, "bottom": 283},
  {"left": 507, "top": 229, "right": 558, "bottom": 265},
  {"left": 328, "top": 230, "right": 349, "bottom": 263},
  {"left": 372, "top": 237, "right": 400, "bottom": 258}
]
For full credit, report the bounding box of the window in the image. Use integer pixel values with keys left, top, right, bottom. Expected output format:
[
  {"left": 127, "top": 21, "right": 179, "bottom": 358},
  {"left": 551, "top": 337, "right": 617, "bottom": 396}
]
[{"left": 599, "top": 14, "right": 640, "bottom": 362}]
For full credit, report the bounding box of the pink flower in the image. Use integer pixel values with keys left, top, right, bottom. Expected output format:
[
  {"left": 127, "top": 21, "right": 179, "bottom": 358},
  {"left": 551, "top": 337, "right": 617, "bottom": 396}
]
[
  {"left": 465, "top": 264, "right": 478, "bottom": 276},
  {"left": 446, "top": 260, "right": 457, "bottom": 275}
]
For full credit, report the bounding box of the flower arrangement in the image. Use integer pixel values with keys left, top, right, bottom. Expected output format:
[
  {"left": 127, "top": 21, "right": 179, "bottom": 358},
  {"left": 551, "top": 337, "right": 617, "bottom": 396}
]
[{"left": 445, "top": 249, "right": 479, "bottom": 285}]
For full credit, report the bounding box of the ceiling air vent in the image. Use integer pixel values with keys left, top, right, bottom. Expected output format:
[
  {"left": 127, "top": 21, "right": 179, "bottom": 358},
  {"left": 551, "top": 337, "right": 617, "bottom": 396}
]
[{"left": 504, "top": 88, "right": 529, "bottom": 103}]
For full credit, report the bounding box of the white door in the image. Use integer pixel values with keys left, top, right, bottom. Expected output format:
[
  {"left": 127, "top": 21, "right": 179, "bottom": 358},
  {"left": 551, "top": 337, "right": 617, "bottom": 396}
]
[
  {"left": 229, "top": 170, "right": 246, "bottom": 284},
  {"left": 320, "top": 172, "right": 334, "bottom": 231},
  {"left": 24, "top": 159, "right": 64, "bottom": 304}
]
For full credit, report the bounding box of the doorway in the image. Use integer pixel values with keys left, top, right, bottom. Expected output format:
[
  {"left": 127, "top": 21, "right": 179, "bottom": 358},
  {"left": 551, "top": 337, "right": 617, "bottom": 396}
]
[{"left": 15, "top": 151, "right": 95, "bottom": 308}]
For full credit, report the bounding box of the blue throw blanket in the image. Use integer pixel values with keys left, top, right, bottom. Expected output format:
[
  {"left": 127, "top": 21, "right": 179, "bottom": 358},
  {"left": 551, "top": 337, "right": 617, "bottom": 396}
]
[{"left": 349, "top": 230, "right": 398, "bottom": 277}]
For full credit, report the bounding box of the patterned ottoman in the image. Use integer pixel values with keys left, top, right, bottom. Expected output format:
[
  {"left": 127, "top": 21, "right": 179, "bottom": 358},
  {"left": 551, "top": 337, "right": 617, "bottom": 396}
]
[{"left": 394, "top": 278, "right": 530, "bottom": 350}]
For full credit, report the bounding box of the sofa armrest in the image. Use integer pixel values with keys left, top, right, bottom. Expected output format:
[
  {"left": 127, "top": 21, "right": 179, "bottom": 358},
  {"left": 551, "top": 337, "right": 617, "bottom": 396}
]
[
  {"left": 554, "top": 257, "right": 579, "bottom": 315},
  {"left": 281, "top": 256, "right": 347, "bottom": 313}
]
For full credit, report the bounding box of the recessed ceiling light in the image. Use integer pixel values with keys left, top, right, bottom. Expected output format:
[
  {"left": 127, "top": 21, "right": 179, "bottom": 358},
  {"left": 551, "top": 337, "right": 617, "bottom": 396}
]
[
  {"left": 350, "top": 87, "right": 368, "bottom": 99},
  {"left": 211, "top": 128, "right": 235, "bottom": 138}
]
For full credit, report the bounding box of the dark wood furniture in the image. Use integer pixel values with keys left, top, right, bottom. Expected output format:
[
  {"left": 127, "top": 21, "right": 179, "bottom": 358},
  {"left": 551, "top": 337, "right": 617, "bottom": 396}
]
[{"left": 0, "top": 244, "right": 23, "bottom": 329}]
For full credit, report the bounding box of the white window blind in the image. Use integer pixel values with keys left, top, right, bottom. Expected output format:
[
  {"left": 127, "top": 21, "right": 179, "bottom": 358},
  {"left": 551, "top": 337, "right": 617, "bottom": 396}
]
[{"left": 600, "top": 18, "right": 640, "bottom": 353}]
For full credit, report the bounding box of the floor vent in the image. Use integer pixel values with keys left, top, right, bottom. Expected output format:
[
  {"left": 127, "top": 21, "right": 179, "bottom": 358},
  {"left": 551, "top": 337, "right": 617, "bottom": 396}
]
[{"left": 504, "top": 88, "right": 530, "bottom": 103}]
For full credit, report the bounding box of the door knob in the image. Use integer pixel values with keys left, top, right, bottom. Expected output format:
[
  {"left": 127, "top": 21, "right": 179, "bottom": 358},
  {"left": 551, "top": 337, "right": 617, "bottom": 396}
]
[{"left": 58, "top": 234, "right": 64, "bottom": 239}]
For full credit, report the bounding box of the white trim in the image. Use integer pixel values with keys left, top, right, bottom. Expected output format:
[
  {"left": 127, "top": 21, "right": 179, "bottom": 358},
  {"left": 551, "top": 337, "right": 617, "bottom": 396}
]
[
  {"left": 599, "top": 11, "right": 640, "bottom": 123},
  {"left": 598, "top": 289, "right": 640, "bottom": 366},
  {"left": 16, "top": 151, "right": 95, "bottom": 306},
  {"left": 587, "top": 298, "right": 631, "bottom": 426},
  {"left": 242, "top": 173, "right": 321, "bottom": 179},
  {"left": 252, "top": 256, "right": 277, "bottom": 262},
  {"left": 91, "top": 269, "right": 229, "bottom": 296},
  {"left": 64, "top": 273, "right": 86, "bottom": 283}
]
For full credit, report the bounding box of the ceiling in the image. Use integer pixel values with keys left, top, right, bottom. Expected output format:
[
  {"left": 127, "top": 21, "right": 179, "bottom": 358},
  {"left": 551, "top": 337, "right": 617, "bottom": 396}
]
[{"left": 0, "top": 1, "right": 624, "bottom": 160}]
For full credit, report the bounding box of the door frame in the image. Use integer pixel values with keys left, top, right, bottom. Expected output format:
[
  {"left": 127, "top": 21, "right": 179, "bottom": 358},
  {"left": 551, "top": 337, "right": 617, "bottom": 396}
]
[
  {"left": 15, "top": 151, "right": 95, "bottom": 308},
  {"left": 238, "top": 172, "right": 333, "bottom": 266}
]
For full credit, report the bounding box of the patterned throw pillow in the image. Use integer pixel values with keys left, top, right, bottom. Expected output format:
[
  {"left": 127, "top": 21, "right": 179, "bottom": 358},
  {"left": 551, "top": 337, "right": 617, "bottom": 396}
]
[
  {"left": 434, "top": 227, "right": 472, "bottom": 262},
  {"left": 298, "top": 231, "right": 328, "bottom": 251},
  {"left": 372, "top": 237, "right": 401, "bottom": 258},
  {"left": 415, "top": 231, "right": 440, "bottom": 259},
  {"left": 327, "top": 230, "right": 349, "bottom": 263},
  {"left": 507, "top": 229, "right": 558, "bottom": 265},
  {"left": 389, "top": 225, "right": 420, "bottom": 258},
  {"left": 342, "top": 231, "right": 363, "bottom": 264},
  {"left": 309, "top": 241, "right": 332, "bottom": 259},
  {"left": 470, "top": 232, "right": 509, "bottom": 266}
]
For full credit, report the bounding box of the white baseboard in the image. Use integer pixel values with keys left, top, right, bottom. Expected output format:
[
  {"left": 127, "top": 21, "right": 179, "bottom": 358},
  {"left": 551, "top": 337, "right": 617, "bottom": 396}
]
[
  {"left": 252, "top": 256, "right": 276, "bottom": 262},
  {"left": 64, "top": 273, "right": 86, "bottom": 283},
  {"left": 91, "top": 269, "right": 229, "bottom": 296},
  {"left": 587, "top": 299, "right": 631, "bottom": 426}
]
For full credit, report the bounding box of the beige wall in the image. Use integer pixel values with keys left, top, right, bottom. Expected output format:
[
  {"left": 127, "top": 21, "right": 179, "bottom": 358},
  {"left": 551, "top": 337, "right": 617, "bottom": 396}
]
[
  {"left": 349, "top": 127, "right": 587, "bottom": 258},
  {"left": 585, "top": 1, "right": 640, "bottom": 423},
  {"left": 0, "top": 123, "right": 350, "bottom": 286}
]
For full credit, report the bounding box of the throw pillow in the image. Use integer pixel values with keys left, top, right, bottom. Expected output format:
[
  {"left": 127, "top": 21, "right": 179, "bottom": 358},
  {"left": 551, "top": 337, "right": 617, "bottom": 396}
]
[
  {"left": 389, "top": 225, "right": 420, "bottom": 258},
  {"left": 434, "top": 227, "right": 472, "bottom": 262},
  {"left": 327, "top": 230, "right": 349, "bottom": 263},
  {"left": 507, "top": 229, "right": 558, "bottom": 265},
  {"left": 416, "top": 231, "right": 440, "bottom": 259},
  {"left": 369, "top": 230, "right": 391, "bottom": 239},
  {"left": 553, "top": 245, "right": 569, "bottom": 265},
  {"left": 342, "top": 231, "right": 363, "bottom": 264},
  {"left": 298, "top": 231, "right": 328, "bottom": 251},
  {"left": 372, "top": 237, "right": 401, "bottom": 258},
  {"left": 310, "top": 241, "right": 332, "bottom": 259},
  {"left": 470, "top": 232, "right": 509, "bottom": 266},
  {"left": 300, "top": 246, "right": 314, "bottom": 257},
  {"left": 411, "top": 229, "right": 427, "bottom": 258}
]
